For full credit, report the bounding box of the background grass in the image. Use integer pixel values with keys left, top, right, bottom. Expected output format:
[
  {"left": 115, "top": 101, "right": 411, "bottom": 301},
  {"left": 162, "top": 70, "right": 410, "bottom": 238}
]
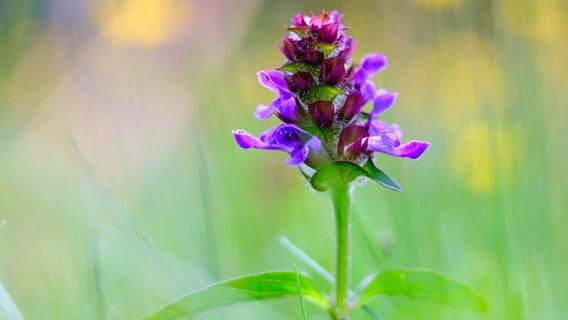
[{"left": 0, "top": 0, "right": 566, "bottom": 319}]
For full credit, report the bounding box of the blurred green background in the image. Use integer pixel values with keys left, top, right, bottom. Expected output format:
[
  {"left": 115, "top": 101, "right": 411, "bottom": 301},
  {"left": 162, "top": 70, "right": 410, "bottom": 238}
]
[{"left": 0, "top": 0, "right": 566, "bottom": 319}]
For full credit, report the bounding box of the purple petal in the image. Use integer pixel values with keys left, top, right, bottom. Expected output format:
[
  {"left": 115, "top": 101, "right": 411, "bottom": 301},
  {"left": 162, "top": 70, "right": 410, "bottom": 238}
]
[
  {"left": 354, "top": 54, "right": 387, "bottom": 86},
  {"left": 367, "top": 138, "right": 430, "bottom": 159},
  {"left": 306, "top": 136, "right": 321, "bottom": 152},
  {"left": 275, "top": 97, "right": 298, "bottom": 122},
  {"left": 369, "top": 91, "right": 398, "bottom": 119},
  {"left": 257, "top": 70, "right": 291, "bottom": 97},
  {"left": 329, "top": 11, "right": 343, "bottom": 23},
  {"left": 360, "top": 80, "right": 376, "bottom": 102},
  {"left": 254, "top": 104, "right": 276, "bottom": 120},
  {"left": 233, "top": 130, "right": 267, "bottom": 149},
  {"left": 286, "top": 146, "right": 309, "bottom": 165}
]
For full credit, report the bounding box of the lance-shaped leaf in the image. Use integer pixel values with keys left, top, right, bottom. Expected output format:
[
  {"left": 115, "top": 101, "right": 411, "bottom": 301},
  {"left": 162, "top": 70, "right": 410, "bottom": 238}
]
[
  {"left": 362, "top": 159, "right": 402, "bottom": 192},
  {"left": 144, "top": 271, "right": 330, "bottom": 320},
  {"left": 352, "top": 269, "right": 488, "bottom": 312},
  {"left": 310, "top": 160, "right": 402, "bottom": 192}
]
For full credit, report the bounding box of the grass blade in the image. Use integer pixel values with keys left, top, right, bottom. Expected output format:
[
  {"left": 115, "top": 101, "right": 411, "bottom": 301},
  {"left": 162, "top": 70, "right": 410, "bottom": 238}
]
[
  {"left": 278, "top": 236, "right": 333, "bottom": 283},
  {"left": 294, "top": 265, "right": 308, "bottom": 320}
]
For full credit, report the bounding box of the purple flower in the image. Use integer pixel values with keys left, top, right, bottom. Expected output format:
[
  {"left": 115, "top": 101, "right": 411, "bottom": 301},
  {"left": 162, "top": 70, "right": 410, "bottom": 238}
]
[
  {"left": 233, "top": 125, "right": 321, "bottom": 165},
  {"left": 366, "top": 120, "right": 430, "bottom": 159},
  {"left": 254, "top": 70, "right": 297, "bottom": 121},
  {"left": 233, "top": 11, "right": 429, "bottom": 169}
]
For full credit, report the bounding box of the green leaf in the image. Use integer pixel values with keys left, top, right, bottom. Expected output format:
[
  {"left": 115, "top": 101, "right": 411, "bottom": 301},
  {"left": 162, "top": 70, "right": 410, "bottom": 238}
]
[
  {"left": 279, "top": 61, "right": 319, "bottom": 79},
  {"left": 362, "top": 159, "right": 402, "bottom": 192},
  {"left": 310, "top": 161, "right": 368, "bottom": 191},
  {"left": 353, "top": 269, "right": 488, "bottom": 312},
  {"left": 300, "top": 85, "right": 343, "bottom": 105},
  {"left": 143, "top": 271, "right": 330, "bottom": 319}
]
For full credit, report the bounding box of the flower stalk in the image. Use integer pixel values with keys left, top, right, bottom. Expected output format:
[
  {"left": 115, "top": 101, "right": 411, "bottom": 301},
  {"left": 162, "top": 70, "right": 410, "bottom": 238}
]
[{"left": 332, "top": 183, "right": 351, "bottom": 319}]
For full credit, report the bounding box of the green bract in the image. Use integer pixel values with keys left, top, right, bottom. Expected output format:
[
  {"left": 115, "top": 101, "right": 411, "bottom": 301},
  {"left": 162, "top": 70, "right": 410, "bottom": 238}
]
[{"left": 309, "top": 160, "right": 402, "bottom": 192}]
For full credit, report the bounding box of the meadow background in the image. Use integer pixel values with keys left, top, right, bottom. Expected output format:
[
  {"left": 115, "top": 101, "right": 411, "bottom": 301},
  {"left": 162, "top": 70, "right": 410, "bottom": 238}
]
[{"left": 0, "top": 0, "right": 566, "bottom": 319}]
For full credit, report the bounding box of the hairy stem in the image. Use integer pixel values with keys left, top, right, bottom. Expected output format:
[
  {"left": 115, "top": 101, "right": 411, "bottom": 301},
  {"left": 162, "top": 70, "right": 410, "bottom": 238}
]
[{"left": 332, "top": 184, "right": 351, "bottom": 319}]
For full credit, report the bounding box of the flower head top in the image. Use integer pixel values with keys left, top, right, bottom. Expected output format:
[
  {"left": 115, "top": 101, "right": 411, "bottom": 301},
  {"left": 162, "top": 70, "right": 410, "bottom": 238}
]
[{"left": 233, "top": 11, "right": 429, "bottom": 178}]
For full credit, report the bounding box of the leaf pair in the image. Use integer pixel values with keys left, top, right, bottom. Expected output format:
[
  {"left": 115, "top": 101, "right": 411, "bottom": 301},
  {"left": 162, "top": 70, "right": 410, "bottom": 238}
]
[
  {"left": 309, "top": 159, "right": 402, "bottom": 192},
  {"left": 143, "top": 269, "right": 487, "bottom": 319}
]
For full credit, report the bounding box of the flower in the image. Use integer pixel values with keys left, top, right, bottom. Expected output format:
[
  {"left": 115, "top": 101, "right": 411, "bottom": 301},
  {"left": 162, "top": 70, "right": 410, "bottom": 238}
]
[{"left": 233, "top": 11, "right": 429, "bottom": 169}]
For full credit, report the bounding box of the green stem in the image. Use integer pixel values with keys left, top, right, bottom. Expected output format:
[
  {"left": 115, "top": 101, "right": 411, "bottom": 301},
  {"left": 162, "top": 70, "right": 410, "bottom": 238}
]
[{"left": 332, "top": 184, "right": 351, "bottom": 319}]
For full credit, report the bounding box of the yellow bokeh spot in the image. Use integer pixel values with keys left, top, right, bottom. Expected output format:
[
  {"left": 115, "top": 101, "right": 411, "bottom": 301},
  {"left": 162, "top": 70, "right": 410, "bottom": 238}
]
[
  {"left": 451, "top": 122, "right": 520, "bottom": 194},
  {"left": 501, "top": 0, "right": 567, "bottom": 43},
  {"left": 95, "top": 0, "right": 190, "bottom": 46}
]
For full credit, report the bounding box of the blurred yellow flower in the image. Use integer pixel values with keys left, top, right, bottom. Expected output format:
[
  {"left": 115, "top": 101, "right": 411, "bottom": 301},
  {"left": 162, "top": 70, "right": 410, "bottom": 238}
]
[
  {"left": 451, "top": 122, "right": 521, "bottom": 194},
  {"left": 94, "top": 0, "right": 190, "bottom": 46}
]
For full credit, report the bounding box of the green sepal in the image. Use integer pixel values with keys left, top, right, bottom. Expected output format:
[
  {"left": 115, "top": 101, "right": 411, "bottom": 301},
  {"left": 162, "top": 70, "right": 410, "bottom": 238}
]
[
  {"left": 279, "top": 61, "right": 320, "bottom": 79},
  {"left": 143, "top": 271, "right": 330, "bottom": 319},
  {"left": 309, "top": 42, "right": 339, "bottom": 57},
  {"left": 309, "top": 160, "right": 402, "bottom": 192},
  {"left": 287, "top": 26, "right": 312, "bottom": 38},
  {"left": 300, "top": 85, "right": 343, "bottom": 105},
  {"left": 352, "top": 269, "right": 488, "bottom": 312},
  {"left": 362, "top": 159, "right": 402, "bottom": 192}
]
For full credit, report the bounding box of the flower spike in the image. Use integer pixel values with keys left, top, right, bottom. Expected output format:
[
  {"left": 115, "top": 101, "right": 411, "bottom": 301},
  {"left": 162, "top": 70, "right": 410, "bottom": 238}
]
[{"left": 233, "top": 11, "right": 429, "bottom": 188}]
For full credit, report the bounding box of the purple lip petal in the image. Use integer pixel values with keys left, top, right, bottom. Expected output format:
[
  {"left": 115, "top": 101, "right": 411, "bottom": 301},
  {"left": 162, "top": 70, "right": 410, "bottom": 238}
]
[
  {"left": 367, "top": 137, "right": 430, "bottom": 159},
  {"left": 233, "top": 130, "right": 267, "bottom": 149}
]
